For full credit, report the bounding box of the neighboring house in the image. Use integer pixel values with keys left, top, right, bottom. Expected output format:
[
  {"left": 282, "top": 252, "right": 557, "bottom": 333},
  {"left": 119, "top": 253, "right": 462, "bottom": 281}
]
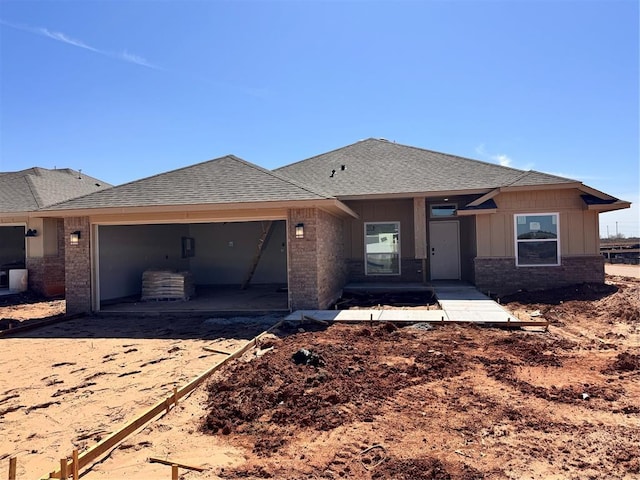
[
  {"left": 0, "top": 167, "right": 111, "bottom": 295},
  {"left": 36, "top": 139, "right": 630, "bottom": 314}
]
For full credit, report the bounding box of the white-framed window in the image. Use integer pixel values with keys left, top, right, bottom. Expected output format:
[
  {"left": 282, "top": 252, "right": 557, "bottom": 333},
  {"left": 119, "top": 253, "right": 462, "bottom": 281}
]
[
  {"left": 514, "top": 213, "right": 560, "bottom": 266},
  {"left": 430, "top": 203, "right": 457, "bottom": 218},
  {"left": 364, "top": 222, "right": 400, "bottom": 275}
]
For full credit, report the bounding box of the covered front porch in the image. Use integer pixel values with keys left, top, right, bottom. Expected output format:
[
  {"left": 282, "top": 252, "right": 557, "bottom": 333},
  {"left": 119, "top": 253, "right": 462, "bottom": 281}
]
[{"left": 342, "top": 194, "right": 482, "bottom": 287}]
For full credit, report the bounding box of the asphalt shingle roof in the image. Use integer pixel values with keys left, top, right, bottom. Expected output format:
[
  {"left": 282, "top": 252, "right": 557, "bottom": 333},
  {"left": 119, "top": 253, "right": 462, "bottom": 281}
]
[
  {"left": 0, "top": 167, "right": 111, "bottom": 213},
  {"left": 46, "top": 155, "right": 333, "bottom": 211},
  {"left": 275, "top": 138, "right": 577, "bottom": 197}
]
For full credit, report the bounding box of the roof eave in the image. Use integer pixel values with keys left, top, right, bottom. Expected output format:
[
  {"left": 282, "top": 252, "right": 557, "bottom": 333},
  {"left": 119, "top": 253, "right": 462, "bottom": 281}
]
[
  {"left": 0, "top": 210, "right": 32, "bottom": 217},
  {"left": 499, "top": 182, "right": 582, "bottom": 192},
  {"left": 337, "top": 188, "right": 492, "bottom": 201},
  {"left": 578, "top": 184, "right": 617, "bottom": 201},
  {"left": 323, "top": 199, "right": 359, "bottom": 218},
  {"left": 586, "top": 201, "right": 631, "bottom": 212},
  {"left": 36, "top": 198, "right": 358, "bottom": 219}
]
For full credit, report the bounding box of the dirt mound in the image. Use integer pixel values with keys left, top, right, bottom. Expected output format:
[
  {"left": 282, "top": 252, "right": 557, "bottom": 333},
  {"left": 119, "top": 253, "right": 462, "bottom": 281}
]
[
  {"left": 370, "top": 457, "right": 484, "bottom": 480},
  {"left": 371, "top": 457, "right": 451, "bottom": 480},
  {"left": 603, "top": 352, "right": 640, "bottom": 373},
  {"left": 594, "top": 283, "right": 640, "bottom": 323},
  {"left": 502, "top": 280, "right": 640, "bottom": 328},
  {"left": 200, "top": 279, "right": 638, "bottom": 480},
  {"left": 203, "top": 324, "right": 468, "bottom": 448},
  {"left": 490, "top": 335, "right": 576, "bottom": 367}
]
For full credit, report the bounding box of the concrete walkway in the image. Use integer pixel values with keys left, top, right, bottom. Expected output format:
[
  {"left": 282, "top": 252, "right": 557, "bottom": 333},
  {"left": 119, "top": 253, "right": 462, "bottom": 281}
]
[
  {"left": 287, "top": 284, "right": 543, "bottom": 326},
  {"left": 432, "top": 284, "right": 520, "bottom": 323}
]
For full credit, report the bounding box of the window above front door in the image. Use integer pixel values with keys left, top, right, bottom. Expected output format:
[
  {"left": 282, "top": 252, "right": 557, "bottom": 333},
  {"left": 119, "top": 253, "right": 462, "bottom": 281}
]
[{"left": 430, "top": 203, "right": 457, "bottom": 218}]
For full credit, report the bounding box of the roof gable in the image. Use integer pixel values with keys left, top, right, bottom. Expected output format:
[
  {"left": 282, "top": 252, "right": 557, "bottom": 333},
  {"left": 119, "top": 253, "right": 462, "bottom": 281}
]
[
  {"left": 0, "top": 167, "right": 111, "bottom": 213},
  {"left": 275, "top": 138, "right": 577, "bottom": 197},
  {"left": 46, "top": 155, "right": 333, "bottom": 211}
]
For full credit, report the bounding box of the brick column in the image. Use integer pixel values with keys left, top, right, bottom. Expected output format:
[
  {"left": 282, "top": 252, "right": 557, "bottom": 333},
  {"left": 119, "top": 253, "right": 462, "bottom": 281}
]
[
  {"left": 288, "top": 208, "right": 319, "bottom": 310},
  {"left": 316, "top": 209, "right": 347, "bottom": 308},
  {"left": 287, "top": 208, "right": 347, "bottom": 310},
  {"left": 64, "top": 217, "right": 92, "bottom": 314}
]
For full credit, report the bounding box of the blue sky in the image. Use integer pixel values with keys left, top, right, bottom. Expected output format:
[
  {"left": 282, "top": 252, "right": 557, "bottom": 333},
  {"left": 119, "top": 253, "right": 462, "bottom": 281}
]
[{"left": 1, "top": 0, "right": 638, "bottom": 236}]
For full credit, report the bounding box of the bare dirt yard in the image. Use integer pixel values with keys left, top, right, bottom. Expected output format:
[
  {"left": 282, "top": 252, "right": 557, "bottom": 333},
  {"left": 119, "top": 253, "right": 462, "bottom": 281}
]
[
  {"left": 0, "top": 312, "right": 279, "bottom": 480},
  {"left": 1, "top": 275, "right": 639, "bottom": 480}
]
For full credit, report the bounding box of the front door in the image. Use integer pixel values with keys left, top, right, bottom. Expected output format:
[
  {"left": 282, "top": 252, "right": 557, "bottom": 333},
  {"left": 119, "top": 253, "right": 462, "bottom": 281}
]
[{"left": 429, "top": 221, "right": 460, "bottom": 280}]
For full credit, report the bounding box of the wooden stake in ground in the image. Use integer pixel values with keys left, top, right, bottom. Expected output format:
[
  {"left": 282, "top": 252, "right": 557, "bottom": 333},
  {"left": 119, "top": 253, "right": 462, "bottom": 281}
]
[
  {"left": 59, "top": 458, "right": 68, "bottom": 480},
  {"left": 8, "top": 456, "right": 17, "bottom": 480},
  {"left": 149, "top": 457, "right": 207, "bottom": 472},
  {"left": 72, "top": 450, "right": 79, "bottom": 480}
]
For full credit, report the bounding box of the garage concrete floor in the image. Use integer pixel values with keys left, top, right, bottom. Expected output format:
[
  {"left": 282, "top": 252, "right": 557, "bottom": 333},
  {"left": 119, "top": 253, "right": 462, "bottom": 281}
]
[{"left": 99, "top": 284, "right": 289, "bottom": 314}]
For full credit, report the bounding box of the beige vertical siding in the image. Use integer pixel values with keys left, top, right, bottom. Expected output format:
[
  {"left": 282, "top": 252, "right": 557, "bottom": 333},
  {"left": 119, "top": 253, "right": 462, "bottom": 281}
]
[
  {"left": 43, "top": 218, "right": 60, "bottom": 256},
  {"left": 476, "top": 188, "right": 599, "bottom": 257},
  {"left": 584, "top": 211, "right": 599, "bottom": 253}
]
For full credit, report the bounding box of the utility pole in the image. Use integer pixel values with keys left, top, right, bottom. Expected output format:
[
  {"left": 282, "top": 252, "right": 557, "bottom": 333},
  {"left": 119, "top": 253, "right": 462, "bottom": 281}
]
[
  {"left": 607, "top": 226, "right": 610, "bottom": 238},
  {"left": 616, "top": 222, "right": 619, "bottom": 237}
]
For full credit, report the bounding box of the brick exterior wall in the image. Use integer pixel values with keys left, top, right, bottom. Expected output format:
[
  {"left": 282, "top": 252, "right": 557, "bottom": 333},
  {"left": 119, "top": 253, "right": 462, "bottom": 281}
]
[
  {"left": 288, "top": 208, "right": 318, "bottom": 310},
  {"left": 346, "top": 258, "right": 423, "bottom": 283},
  {"left": 65, "top": 217, "right": 92, "bottom": 314},
  {"left": 474, "top": 255, "right": 605, "bottom": 296},
  {"left": 288, "top": 208, "right": 347, "bottom": 310},
  {"left": 316, "top": 209, "right": 347, "bottom": 309},
  {"left": 26, "top": 219, "right": 66, "bottom": 297}
]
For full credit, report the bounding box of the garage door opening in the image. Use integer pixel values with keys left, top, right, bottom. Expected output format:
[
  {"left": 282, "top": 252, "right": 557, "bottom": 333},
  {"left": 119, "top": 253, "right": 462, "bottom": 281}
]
[
  {"left": 97, "top": 221, "right": 288, "bottom": 312},
  {"left": 0, "top": 225, "right": 26, "bottom": 291}
]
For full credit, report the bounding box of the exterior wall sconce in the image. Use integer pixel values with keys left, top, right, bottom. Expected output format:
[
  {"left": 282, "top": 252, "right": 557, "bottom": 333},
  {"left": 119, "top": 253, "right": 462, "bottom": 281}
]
[
  {"left": 295, "top": 223, "right": 304, "bottom": 239},
  {"left": 70, "top": 231, "right": 82, "bottom": 246},
  {"left": 25, "top": 229, "right": 38, "bottom": 237}
]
